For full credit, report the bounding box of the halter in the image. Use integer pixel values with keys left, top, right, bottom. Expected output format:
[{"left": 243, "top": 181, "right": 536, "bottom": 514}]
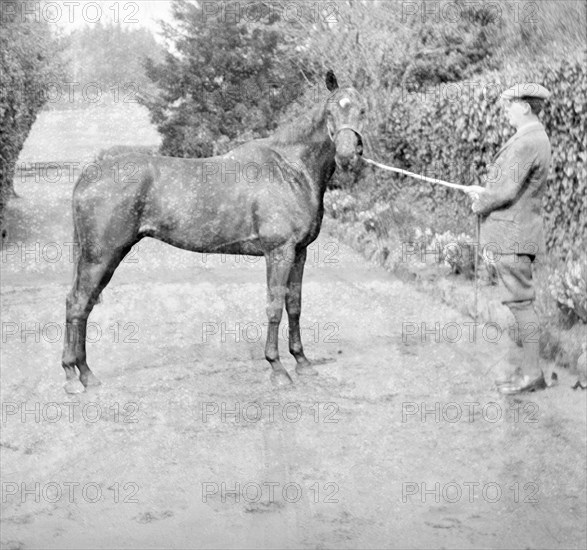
[{"left": 328, "top": 123, "right": 364, "bottom": 146}]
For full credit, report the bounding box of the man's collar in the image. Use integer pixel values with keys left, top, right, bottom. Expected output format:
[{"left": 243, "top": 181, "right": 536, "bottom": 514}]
[{"left": 515, "top": 120, "right": 544, "bottom": 137}]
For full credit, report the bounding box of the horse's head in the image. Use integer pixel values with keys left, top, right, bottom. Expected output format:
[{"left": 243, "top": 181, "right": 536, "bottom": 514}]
[{"left": 324, "top": 71, "right": 367, "bottom": 171}]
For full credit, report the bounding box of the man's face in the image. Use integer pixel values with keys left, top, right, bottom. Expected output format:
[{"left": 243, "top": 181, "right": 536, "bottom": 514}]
[{"left": 502, "top": 99, "right": 528, "bottom": 128}]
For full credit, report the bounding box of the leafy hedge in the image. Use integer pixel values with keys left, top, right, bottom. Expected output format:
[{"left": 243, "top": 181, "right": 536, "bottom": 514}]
[
  {"left": 0, "top": 2, "right": 63, "bottom": 226},
  {"left": 372, "top": 57, "right": 586, "bottom": 260},
  {"left": 549, "top": 255, "right": 587, "bottom": 325}
]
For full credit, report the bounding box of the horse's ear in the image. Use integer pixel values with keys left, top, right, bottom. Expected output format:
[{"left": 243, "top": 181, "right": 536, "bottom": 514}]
[{"left": 325, "top": 70, "right": 339, "bottom": 92}]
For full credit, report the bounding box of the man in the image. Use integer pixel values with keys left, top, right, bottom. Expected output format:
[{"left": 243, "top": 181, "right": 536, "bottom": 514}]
[{"left": 465, "top": 83, "right": 552, "bottom": 395}]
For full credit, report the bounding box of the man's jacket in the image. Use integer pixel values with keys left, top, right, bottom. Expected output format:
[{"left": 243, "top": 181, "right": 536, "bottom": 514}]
[{"left": 477, "top": 121, "right": 551, "bottom": 257}]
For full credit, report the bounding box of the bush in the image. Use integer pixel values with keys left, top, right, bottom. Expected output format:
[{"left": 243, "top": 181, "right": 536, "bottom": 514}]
[
  {"left": 426, "top": 230, "right": 477, "bottom": 279},
  {"left": 549, "top": 255, "right": 587, "bottom": 325},
  {"left": 323, "top": 190, "right": 358, "bottom": 222},
  {"left": 0, "top": 1, "right": 63, "bottom": 225}
]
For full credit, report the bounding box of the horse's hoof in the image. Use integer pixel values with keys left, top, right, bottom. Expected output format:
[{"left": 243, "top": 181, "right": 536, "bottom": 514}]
[
  {"left": 271, "top": 370, "right": 293, "bottom": 387},
  {"left": 64, "top": 379, "right": 86, "bottom": 394},
  {"left": 296, "top": 364, "right": 319, "bottom": 376},
  {"left": 80, "top": 372, "right": 102, "bottom": 388}
]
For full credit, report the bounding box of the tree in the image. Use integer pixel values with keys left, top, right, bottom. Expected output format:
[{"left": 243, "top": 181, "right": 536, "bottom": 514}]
[
  {"left": 141, "top": 0, "right": 315, "bottom": 157},
  {"left": 0, "top": 0, "right": 64, "bottom": 222},
  {"left": 63, "top": 22, "right": 163, "bottom": 108}
]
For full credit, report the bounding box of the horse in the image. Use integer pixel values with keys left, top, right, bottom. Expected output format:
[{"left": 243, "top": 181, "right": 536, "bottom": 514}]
[{"left": 61, "top": 70, "right": 366, "bottom": 393}]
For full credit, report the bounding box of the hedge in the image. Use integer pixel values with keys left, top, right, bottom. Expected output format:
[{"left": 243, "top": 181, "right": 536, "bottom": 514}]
[
  {"left": 0, "top": 6, "right": 62, "bottom": 228},
  {"left": 371, "top": 57, "right": 586, "bottom": 261}
]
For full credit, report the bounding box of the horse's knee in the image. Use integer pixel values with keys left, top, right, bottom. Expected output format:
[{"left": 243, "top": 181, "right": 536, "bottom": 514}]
[
  {"left": 65, "top": 306, "right": 86, "bottom": 325},
  {"left": 65, "top": 290, "right": 84, "bottom": 316},
  {"left": 265, "top": 308, "right": 283, "bottom": 325}
]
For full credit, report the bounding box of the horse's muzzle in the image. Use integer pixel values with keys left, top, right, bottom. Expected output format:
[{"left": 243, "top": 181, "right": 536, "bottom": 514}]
[{"left": 335, "top": 130, "right": 363, "bottom": 171}]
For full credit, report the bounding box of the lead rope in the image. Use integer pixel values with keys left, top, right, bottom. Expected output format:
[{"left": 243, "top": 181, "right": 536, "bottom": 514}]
[{"left": 361, "top": 157, "right": 470, "bottom": 191}]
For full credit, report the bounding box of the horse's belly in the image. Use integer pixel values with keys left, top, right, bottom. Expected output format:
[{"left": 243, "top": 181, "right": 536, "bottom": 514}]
[{"left": 146, "top": 206, "right": 260, "bottom": 253}]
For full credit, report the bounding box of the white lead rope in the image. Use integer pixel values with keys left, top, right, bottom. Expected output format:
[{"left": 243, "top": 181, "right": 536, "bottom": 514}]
[{"left": 362, "top": 157, "right": 470, "bottom": 192}]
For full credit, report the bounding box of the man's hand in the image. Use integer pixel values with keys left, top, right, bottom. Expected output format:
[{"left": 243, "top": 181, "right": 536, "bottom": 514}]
[{"left": 464, "top": 185, "right": 486, "bottom": 214}]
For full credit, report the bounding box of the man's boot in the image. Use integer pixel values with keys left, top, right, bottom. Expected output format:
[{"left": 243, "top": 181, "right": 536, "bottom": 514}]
[{"left": 497, "top": 300, "right": 546, "bottom": 394}]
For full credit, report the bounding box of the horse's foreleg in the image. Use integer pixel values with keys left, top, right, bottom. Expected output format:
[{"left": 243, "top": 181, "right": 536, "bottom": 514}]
[
  {"left": 264, "top": 245, "right": 295, "bottom": 386},
  {"left": 62, "top": 251, "right": 127, "bottom": 393},
  {"left": 286, "top": 248, "right": 317, "bottom": 376}
]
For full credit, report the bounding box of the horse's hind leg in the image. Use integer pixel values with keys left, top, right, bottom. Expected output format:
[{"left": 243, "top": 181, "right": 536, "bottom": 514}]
[
  {"left": 62, "top": 246, "right": 132, "bottom": 393},
  {"left": 286, "top": 248, "right": 318, "bottom": 376}
]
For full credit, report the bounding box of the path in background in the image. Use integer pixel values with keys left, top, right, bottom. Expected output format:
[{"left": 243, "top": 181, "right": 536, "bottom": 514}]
[{"left": 18, "top": 103, "right": 161, "bottom": 164}]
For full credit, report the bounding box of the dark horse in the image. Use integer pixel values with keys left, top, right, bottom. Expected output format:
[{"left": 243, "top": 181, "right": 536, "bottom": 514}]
[{"left": 62, "top": 71, "right": 366, "bottom": 393}]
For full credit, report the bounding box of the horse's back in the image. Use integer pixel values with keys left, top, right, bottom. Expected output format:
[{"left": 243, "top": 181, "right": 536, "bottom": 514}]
[{"left": 95, "top": 145, "right": 158, "bottom": 161}]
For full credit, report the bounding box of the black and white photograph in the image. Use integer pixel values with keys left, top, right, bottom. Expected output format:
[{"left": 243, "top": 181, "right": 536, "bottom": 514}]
[{"left": 1, "top": 0, "right": 586, "bottom": 548}]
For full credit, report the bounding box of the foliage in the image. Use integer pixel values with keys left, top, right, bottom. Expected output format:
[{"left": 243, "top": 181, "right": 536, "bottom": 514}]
[
  {"left": 540, "top": 61, "right": 587, "bottom": 258},
  {"left": 323, "top": 190, "right": 358, "bottom": 222},
  {"left": 425, "top": 229, "right": 477, "bottom": 279},
  {"left": 140, "top": 0, "right": 316, "bottom": 158},
  {"left": 399, "top": 0, "right": 498, "bottom": 90},
  {"left": 0, "top": 0, "right": 64, "bottom": 225},
  {"left": 58, "top": 22, "right": 164, "bottom": 109},
  {"left": 549, "top": 255, "right": 587, "bottom": 325}
]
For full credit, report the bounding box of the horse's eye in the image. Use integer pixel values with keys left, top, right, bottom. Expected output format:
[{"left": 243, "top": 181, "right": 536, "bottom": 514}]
[{"left": 360, "top": 108, "right": 366, "bottom": 115}]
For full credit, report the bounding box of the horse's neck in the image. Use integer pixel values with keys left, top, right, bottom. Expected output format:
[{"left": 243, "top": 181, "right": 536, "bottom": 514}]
[{"left": 288, "top": 116, "right": 336, "bottom": 197}]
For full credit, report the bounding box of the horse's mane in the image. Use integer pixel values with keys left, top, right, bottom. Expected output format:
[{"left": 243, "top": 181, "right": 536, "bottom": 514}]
[{"left": 268, "top": 100, "right": 328, "bottom": 146}]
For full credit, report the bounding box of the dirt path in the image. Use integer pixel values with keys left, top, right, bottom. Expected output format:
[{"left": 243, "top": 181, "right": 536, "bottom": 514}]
[{"left": 1, "top": 180, "right": 586, "bottom": 549}]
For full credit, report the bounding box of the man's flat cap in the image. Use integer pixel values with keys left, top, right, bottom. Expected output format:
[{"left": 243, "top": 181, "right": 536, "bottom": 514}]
[{"left": 501, "top": 83, "right": 551, "bottom": 100}]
